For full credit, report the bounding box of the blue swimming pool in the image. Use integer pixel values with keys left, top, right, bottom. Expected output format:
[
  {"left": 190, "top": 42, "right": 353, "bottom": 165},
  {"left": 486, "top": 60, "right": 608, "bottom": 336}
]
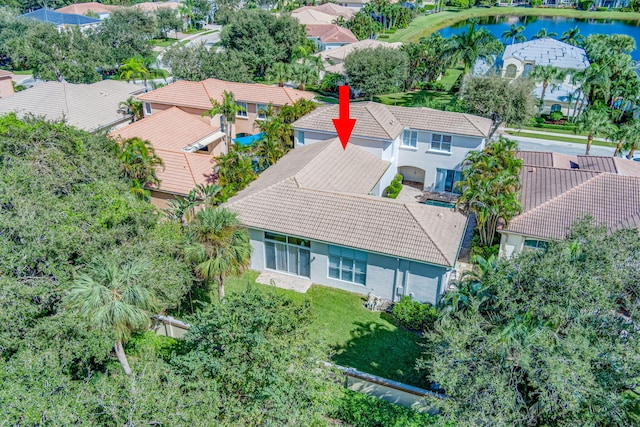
[
  {"left": 423, "top": 200, "right": 456, "bottom": 208},
  {"left": 233, "top": 132, "right": 264, "bottom": 146}
]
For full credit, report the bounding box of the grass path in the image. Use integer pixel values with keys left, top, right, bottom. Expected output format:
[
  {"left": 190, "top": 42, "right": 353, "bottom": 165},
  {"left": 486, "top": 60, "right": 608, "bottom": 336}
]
[{"left": 387, "top": 7, "right": 640, "bottom": 43}]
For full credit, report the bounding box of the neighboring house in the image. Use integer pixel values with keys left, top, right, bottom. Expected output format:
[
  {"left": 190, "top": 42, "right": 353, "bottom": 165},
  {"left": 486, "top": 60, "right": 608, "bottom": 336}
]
[
  {"left": 0, "top": 70, "right": 14, "bottom": 98},
  {"left": 55, "top": 2, "right": 117, "bottom": 19},
  {"left": 501, "top": 38, "right": 590, "bottom": 116},
  {"left": 315, "top": 39, "right": 403, "bottom": 75},
  {"left": 225, "top": 138, "right": 468, "bottom": 304},
  {"left": 499, "top": 151, "right": 640, "bottom": 257},
  {"left": 305, "top": 24, "right": 358, "bottom": 51},
  {"left": 19, "top": 8, "right": 102, "bottom": 31},
  {"left": 336, "top": 0, "right": 370, "bottom": 10},
  {"left": 132, "top": 1, "right": 181, "bottom": 13},
  {"left": 0, "top": 80, "right": 144, "bottom": 132},
  {"left": 109, "top": 106, "right": 224, "bottom": 208},
  {"left": 137, "top": 78, "right": 315, "bottom": 148},
  {"left": 292, "top": 4, "right": 356, "bottom": 23},
  {"left": 292, "top": 102, "right": 493, "bottom": 195}
]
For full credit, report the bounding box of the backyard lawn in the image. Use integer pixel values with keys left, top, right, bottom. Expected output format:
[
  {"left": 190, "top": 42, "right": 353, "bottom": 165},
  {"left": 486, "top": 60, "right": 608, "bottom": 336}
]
[
  {"left": 386, "top": 7, "right": 640, "bottom": 43},
  {"left": 218, "top": 271, "right": 429, "bottom": 388}
]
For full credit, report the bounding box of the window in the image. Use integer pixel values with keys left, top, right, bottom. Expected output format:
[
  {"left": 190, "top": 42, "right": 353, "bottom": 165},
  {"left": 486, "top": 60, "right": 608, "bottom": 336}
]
[
  {"left": 402, "top": 129, "right": 418, "bottom": 148},
  {"left": 328, "top": 246, "right": 367, "bottom": 285},
  {"left": 550, "top": 104, "right": 562, "bottom": 113},
  {"left": 523, "top": 63, "right": 533, "bottom": 77},
  {"left": 264, "top": 232, "right": 310, "bottom": 277},
  {"left": 523, "top": 239, "right": 549, "bottom": 251},
  {"left": 431, "top": 134, "right": 452, "bottom": 152},
  {"left": 505, "top": 64, "right": 517, "bottom": 78},
  {"left": 297, "top": 130, "right": 305, "bottom": 145},
  {"left": 257, "top": 103, "right": 268, "bottom": 120},
  {"left": 236, "top": 102, "right": 247, "bottom": 118},
  {"left": 435, "top": 168, "right": 462, "bottom": 194},
  {"left": 144, "top": 102, "right": 152, "bottom": 115}
]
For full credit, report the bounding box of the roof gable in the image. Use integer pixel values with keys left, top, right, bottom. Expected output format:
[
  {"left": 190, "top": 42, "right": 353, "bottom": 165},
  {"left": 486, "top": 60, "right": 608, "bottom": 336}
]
[
  {"left": 21, "top": 8, "right": 101, "bottom": 25},
  {"left": 152, "top": 149, "right": 215, "bottom": 195},
  {"left": 503, "top": 38, "right": 589, "bottom": 70}
]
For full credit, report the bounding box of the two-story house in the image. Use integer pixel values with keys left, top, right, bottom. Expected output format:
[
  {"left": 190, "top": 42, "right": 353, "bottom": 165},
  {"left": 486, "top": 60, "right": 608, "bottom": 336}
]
[
  {"left": 225, "top": 138, "right": 468, "bottom": 304},
  {"left": 292, "top": 102, "right": 493, "bottom": 196}
]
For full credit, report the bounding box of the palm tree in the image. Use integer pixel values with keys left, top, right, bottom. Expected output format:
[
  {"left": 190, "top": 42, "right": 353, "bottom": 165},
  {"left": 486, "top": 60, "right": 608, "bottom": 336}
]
[
  {"left": 530, "top": 65, "right": 567, "bottom": 116},
  {"left": 202, "top": 91, "right": 244, "bottom": 153},
  {"left": 574, "top": 108, "right": 614, "bottom": 155},
  {"left": 118, "top": 57, "right": 150, "bottom": 85},
  {"left": 532, "top": 28, "right": 558, "bottom": 39},
  {"left": 118, "top": 96, "right": 143, "bottom": 123},
  {"left": 560, "top": 27, "right": 585, "bottom": 47},
  {"left": 267, "top": 62, "right": 291, "bottom": 87},
  {"left": 178, "top": 0, "right": 196, "bottom": 30},
  {"left": 501, "top": 24, "right": 526, "bottom": 45},
  {"left": 65, "top": 259, "right": 158, "bottom": 375},
  {"left": 447, "top": 23, "right": 504, "bottom": 74},
  {"left": 165, "top": 183, "right": 222, "bottom": 225},
  {"left": 184, "top": 208, "right": 252, "bottom": 301},
  {"left": 116, "top": 137, "right": 164, "bottom": 187},
  {"left": 291, "top": 63, "right": 317, "bottom": 91},
  {"left": 621, "top": 120, "right": 640, "bottom": 159}
]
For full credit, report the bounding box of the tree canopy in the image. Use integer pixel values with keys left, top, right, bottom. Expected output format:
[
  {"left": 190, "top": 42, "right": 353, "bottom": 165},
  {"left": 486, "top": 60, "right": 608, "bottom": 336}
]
[{"left": 345, "top": 46, "right": 408, "bottom": 99}]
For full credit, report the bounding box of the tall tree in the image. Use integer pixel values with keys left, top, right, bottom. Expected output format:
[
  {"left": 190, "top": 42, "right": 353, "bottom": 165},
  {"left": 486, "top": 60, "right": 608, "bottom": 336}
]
[
  {"left": 560, "top": 26, "right": 585, "bottom": 46},
  {"left": 532, "top": 28, "right": 557, "bottom": 39},
  {"left": 118, "top": 96, "right": 144, "bottom": 123},
  {"left": 574, "top": 108, "right": 614, "bottom": 155},
  {"left": 344, "top": 46, "right": 408, "bottom": 99},
  {"left": 530, "top": 65, "right": 567, "bottom": 116},
  {"left": 116, "top": 137, "right": 164, "bottom": 189},
  {"left": 501, "top": 24, "right": 526, "bottom": 45},
  {"left": 65, "top": 259, "right": 159, "bottom": 375},
  {"left": 455, "top": 137, "right": 523, "bottom": 247},
  {"left": 202, "top": 90, "right": 244, "bottom": 151},
  {"left": 118, "top": 57, "right": 150, "bottom": 85},
  {"left": 403, "top": 34, "right": 453, "bottom": 89},
  {"left": 447, "top": 23, "right": 504, "bottom": 74},
  {"left": 267, "top": 62, "right": 291, "bottom": 87},
  {"left": 184, "top": 208, "right": 252, "bottom": 301}
]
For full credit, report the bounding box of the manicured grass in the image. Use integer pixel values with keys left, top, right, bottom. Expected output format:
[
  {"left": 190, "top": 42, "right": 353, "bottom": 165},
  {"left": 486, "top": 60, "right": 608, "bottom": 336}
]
[
  {"left": 506, "top": 130, "right": 616, "bottom": 147},
  {"left": 221, "top": 271, "right": 428, "bottom": 387},
  {"left": 386, "top": 7, "right": 640, "bottom": 43},
  {"left": 517, "top": 125, "right": 587, "bottom": 136},
  {"left": 375, "top": 89, "right": 456, "bottom": 108},
  {"left": 315, "top": 95, "right": 340, "bottom": 104},
  {"left": 10, "top": 69, "right": 33, "bottom": 75},
  {"left": 439, "top": 67, "right": 463, "bottom": 91},
  {"left": 150, "top": 38, "right": 179, "bottom": 48}
]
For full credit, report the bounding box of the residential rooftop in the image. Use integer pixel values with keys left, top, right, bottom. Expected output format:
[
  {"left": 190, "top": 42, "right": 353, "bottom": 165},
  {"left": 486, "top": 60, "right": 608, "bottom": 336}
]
[
  {"left": 503, "top": 38, "right": 590, "bottom": 70},
  {"left": 293, "top": 102, "right": 493, "bottom": 140},
  {"left": 55, "top": 2, "right": 117, "bottom": 15},
  {"left": 0, "top": 80, "right": 144, "bottom": 131},
  {"left": 517, "top": 151, "right": 640, "bottom": 176},
  {"left": 151, "top": 149, "right": 216, "bottom": 196},
  {"left": 137, "top": 79, "right": 315, "bottom": 110},
  {"left": 109, "top": 107, "right": 224, "bottom": 152},
  {"left": 226, "top": 138, "right": 467, "bottom": 267},
  {"left": 292, "top": 3, "right": 356, "bottom": 20},
  {"left": 315, "top": 39, "right": 402, "bottom": 74},
  {"left": 305, "top": 24, "right": 358, "bottom": 44},
  {"left": 20, "top": 8, "right": 101, "bottom": 25}
]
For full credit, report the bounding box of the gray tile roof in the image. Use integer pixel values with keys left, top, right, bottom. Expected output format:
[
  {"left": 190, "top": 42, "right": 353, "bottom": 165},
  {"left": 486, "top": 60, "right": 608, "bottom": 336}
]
[
  {"left": 503, "top": 38, "right": 590, "bottom": 71},
  {"left": 518, "top": 151, "right": 640, "bottom": 176},
  {"left": 0, "top": 80, "right": 145, "bottom": 131},
  {"left": 226, "top": 138, "right": 467, "bottom": 266},
  {"left": 293, "top": 102, "right": 493, "bottom": 140}
]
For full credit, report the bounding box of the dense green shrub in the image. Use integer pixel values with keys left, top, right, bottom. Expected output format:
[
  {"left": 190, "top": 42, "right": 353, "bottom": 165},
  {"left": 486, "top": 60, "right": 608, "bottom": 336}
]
[
  {"left": 530, "top": 0, "right": 542, "bottom": 5},
  {"left": 548, "top": 111, "right": 564, "bottom": 122},
  {"left": 579, "top": 0, "right": 594, "bottom": 9},
  {"left": 384, "top": 174, "right": 404, "bottom": 199},
  {"left": 320, "top": 72, "right": 342, "bottom": 93},
  {"left": 378, "top": 34, "right": 390, "bottom": 39},
  {"left": 391, "top": 296, "right": 438, "bottom": 331},
  {"left": 330, "top": 390, "right": 440, "bottom": 427}
]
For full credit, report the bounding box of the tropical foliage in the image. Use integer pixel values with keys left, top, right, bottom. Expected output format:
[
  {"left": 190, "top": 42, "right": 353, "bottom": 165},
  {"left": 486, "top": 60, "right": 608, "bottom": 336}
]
[
  {"left": 202, "top": 90, "right": 244, "bottom": 149},
  {"left": 345, "top": 46, "right": 409, "bottom": 99},
  {"left": 115, "top": 136, "right": 164, "bottom": 198},
  {"left": 529, "top": 65, "right": 567, "bottom": 115},
  {"left": 574, "top": 107, "right": 614, "bottom": 155},
  {"left": 446, "top": 23, "right": 503, "bottom": 74},
  {"left": 456, "top": 137, "right": 523, "bottom": 248}
]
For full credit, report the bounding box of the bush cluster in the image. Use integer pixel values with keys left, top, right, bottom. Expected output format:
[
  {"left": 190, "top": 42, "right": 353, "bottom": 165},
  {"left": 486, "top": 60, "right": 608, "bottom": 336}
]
[
  {"left": 391, "top": 296, "right": 438, "bottom": 331},
  {"left": 330, "top": 390, "right": 439, "bottom": 427},
  {"left": 384, "top": 174, "right": 404, "bottom": 199}
]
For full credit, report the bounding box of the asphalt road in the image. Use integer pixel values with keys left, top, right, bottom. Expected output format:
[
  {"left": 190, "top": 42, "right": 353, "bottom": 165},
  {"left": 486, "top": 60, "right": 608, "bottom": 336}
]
[{"left": 505, "top": 133, "right": 615, "bottom": 157}]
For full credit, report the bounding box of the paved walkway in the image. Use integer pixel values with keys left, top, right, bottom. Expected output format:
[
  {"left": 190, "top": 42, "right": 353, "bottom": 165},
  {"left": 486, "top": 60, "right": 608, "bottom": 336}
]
[
  {"left": 396, "top": 184, "right": 423, "bottom": 203},
  {"left": 256, "top": 271, "right": 312, "bottom": 293}
]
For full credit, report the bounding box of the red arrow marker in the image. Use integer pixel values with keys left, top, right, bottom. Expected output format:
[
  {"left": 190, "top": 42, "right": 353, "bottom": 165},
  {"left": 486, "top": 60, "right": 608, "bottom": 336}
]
[{"left": 332, "top": 85, "right": 356, "bottom": 150}]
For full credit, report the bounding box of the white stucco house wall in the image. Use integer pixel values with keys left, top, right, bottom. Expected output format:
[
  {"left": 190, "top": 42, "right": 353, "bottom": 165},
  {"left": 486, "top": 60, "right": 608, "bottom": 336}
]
[
  {"left": 292, "top": 102, "right": 493, "bottom": 195},
  {"left": 501, "top": 38, "right": 590, "bottom": 116},
  {"left": 225, "top": 138, "right": 469, "bottom": 304}
]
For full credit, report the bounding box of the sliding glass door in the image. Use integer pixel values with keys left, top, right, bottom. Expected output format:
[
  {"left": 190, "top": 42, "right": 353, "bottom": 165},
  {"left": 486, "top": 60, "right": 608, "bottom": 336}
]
[{"left": 264, "top": 232, "right": 311, "bottom": 278}]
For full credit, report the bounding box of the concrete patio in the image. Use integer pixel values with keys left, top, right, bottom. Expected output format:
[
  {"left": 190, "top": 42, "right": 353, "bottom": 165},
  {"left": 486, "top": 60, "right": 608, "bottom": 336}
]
[{"left": 256, "top": 271, "right": 313, "bottom": 293}]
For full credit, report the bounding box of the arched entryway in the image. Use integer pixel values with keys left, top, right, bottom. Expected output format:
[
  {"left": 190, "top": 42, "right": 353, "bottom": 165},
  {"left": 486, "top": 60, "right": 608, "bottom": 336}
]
[{"left": 398, "top": 166, "right": 426, "bottom": 188}]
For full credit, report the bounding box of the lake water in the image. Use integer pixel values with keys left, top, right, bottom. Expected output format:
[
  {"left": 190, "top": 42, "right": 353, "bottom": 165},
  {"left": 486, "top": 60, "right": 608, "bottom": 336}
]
[{"left": 437, "top": 15, "right": 640, "bottom": 59}]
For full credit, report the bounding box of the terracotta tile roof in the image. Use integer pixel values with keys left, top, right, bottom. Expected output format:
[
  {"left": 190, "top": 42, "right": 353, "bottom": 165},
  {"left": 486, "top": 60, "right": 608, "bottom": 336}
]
[
  {"left": 152, "top": 149, "right": 215, "bottom": 196},
  {"left": 518, "top": 151, "right": 640, "bottom": 176},
  {"left": 291, "top": 9, "right": 341, "bottom": 25},
  {"left": 226, "top": 139, "right": 467, "bottom": 266},
  {"left": 305, "top": 24, "right": 358, "bottom": 43},
  {"left": 507, "top": 172, "right": 640, "bottom": 240},
  {"left": 132, "top": 1, "right": 180, "bottom": 12},
  {"left": 293, "top": 102, "right": 493, "bottom": 140},
  {"left": 138, "top": 79, "right": 315, "bottom": 110},
  {"left": 0, "top": 70, "right": 12, "bottom": 78},
  {"left": 109, "top": 107, "right": 222, "bottom": 152},
  {"left": 56, "top": 2, "right": 117, "bottom": 15},
  {"left": 293, "top": 3, "right": 356, "bottom": 19},
  {"left": 0, "top": 80, "right": 144, "bottom": 131}
]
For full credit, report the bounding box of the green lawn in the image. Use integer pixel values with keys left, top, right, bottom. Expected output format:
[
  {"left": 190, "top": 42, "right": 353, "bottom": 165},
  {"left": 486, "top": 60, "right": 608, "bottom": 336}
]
[
  {"left": 517, "top": 125, "right": 586, "bottom": 136},
  {"left": 150, "top": 38, "right": 179, "bottom": 48},
  {"left": 506, "top": 130, "right": 616, "bottom": 147},
  {"left": 375, "top": 89, "right": 456, "bottom": 108},
  {"left": 386, "top": 7, "right": 640, "bottom": 43},
  {"left": 219, "top": 271, "right": 428, "bottom": 387}
]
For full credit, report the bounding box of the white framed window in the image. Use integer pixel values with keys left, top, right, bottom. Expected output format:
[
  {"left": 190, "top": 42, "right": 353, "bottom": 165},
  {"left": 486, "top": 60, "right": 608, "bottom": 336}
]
[
  {"left": 236, "top": 101, "right": 248, "bottom": 118},
  {"left": 402, "top": 129, "right": 418, "bottom": 148},
  {"left": 431, "top": 133, "right": 452, "bottom": 152},
  {"left": 264, "top": 232, "right": 311, "bottom": 278},
  {"left": 550, "top": 104, "right": 562, "bottom": 113},
  {"left": 523, "top": 239, "right": 549, "bottom": 251},
  {"left": 144, "top": 102, "right": 152, "bottom": 115},
  {"left": 297, "top": 130, "right": 305, "bottom": 145},
  {"left": 256, "top": 103, "right": 268, "bottom": 120},
  {"left": 328, "top": 246, "right": 367, "bottom": 285}
]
